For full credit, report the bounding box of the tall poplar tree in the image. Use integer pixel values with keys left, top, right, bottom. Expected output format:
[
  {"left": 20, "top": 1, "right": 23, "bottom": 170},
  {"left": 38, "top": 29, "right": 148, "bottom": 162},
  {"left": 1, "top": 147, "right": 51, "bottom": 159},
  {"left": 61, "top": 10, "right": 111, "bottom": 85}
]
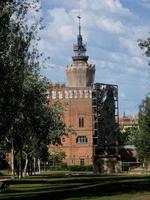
[
  {"left": 0, "top": 0, "right": 65, "bottom": 177},
  {"left": 136, "top": 36, "right": 150, "bottom": 163},
  {"left": 135, "top": 96, "right": 150, "bottom": 162}
]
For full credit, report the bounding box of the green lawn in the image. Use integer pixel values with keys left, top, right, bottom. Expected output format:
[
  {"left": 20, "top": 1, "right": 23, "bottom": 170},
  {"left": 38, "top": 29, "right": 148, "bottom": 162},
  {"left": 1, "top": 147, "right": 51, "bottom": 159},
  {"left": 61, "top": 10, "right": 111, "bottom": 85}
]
[{"left": 0, "top": 173, "right": 150, "bottom": 200}]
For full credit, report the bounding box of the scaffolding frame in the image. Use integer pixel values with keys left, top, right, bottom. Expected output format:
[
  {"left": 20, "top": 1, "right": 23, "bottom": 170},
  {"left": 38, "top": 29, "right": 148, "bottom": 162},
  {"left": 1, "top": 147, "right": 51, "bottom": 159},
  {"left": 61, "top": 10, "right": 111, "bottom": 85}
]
[{"left": 92, "top": 83, "right": 119, "bottom": 156}]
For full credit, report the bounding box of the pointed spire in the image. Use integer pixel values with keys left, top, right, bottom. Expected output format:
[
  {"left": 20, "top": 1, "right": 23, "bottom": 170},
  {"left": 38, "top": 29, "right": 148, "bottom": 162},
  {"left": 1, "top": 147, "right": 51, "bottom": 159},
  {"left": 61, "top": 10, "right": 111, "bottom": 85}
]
[
  {"left": 77, "top": 15, "right": 82, "bottom": 47},
  {"left": 72, "top": 15, "right": 89, "bottom": 62},
  {"left": 78, "top": 0, "right": 81, "bottom": 35},
  {"left": 77, "top": 15, "right": 81, "bottom": 36}
]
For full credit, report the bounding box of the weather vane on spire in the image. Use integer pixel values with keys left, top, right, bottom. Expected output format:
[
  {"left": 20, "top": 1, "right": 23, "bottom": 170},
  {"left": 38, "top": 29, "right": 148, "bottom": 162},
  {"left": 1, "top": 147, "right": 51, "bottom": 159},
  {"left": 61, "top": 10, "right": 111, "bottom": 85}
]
[
  {"left": 77, "top": 0, "right": 81, "bottom": 36},
  {"left": 77, "top": 15, "right": 81, "bottom": 20},
  {"left": 77, "top": 15, "right": 81, "bottom": 36},
  {"left": 72, "top": 3, "right": 88, "bottom": 61}
]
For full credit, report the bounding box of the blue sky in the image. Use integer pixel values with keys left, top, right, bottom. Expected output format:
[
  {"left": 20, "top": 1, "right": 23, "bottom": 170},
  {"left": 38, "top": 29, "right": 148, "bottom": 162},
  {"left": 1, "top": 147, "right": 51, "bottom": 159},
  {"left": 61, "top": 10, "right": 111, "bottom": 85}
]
[{"left": 36, "top": 0, "right": 150, "bottom": 116}]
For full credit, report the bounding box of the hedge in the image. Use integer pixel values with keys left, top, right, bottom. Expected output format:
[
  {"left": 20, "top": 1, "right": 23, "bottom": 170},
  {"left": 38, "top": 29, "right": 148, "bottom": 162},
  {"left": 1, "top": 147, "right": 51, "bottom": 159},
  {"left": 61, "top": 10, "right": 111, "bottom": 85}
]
[{"left": 68, "top": 165, "right": 93, "bottom": 171}]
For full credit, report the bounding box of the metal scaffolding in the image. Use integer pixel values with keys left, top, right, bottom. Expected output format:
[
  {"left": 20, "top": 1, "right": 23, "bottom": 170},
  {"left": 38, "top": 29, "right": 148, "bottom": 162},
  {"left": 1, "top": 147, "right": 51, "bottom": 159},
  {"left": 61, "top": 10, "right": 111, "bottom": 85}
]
[{"left": 92, "top": 83, "right": 119, "bottom": 156}]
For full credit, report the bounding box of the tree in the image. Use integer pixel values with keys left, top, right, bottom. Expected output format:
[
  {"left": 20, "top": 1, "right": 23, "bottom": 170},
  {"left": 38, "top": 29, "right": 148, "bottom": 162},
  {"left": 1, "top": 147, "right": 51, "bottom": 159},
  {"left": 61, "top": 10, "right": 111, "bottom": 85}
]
[
  {"left": 135, "top": 96, "right": 150, "bottom": 163},
  {"left": 49, "top": 150, "right": 66, "bottom": 167},
  {"left": 0, "top": 0, "right": 47, "bottom": 178},
  {"left": 138, "top": 37, "right": 150, "bottom": 65},
  {"left": 48, "top": 103, "right": 66, "bottom": 145},
  {"left": 0, "top": 0, "right": 42, "bottom": 136},
  {"left": 0, "top": 0, "right": 65, "bottom": 178},
  {"left": 137, "top": 35, "right": 150, "bottom": 164},
  {"left": 0, "top": 0, "right": 17, "bottom": 140},
  {"left": 119, "top": 126, "right": 138, "bottom": 145},
  {"left": 22, "top": 102, "right": 65, "bottom": 175}
]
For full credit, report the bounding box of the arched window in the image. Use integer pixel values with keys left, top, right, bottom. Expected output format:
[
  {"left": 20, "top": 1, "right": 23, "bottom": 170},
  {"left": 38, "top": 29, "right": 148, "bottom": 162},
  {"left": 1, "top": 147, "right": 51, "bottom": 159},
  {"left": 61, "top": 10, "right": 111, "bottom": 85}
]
[
  {"left": 76, "top": 136, "right": 88, "bottom": 144},
  {"left": 79, "top": 117, "right": 84, "bottom": 128}
]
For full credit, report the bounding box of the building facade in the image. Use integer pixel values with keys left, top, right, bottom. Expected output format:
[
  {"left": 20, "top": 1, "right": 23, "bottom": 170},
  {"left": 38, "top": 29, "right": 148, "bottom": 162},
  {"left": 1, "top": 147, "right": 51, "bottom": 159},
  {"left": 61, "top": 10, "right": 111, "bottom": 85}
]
[
  {"left": 48, "top": 84, "right": 93, "bottom": 165},
  {"left": 119, "top": 114, "right": 138, "bottom": 130},
  {"left": 48, "top": 18, "right": 119, "bottom": 167},
  {"left": 48, "top": 18, "right": 95, "bottom": 166}
]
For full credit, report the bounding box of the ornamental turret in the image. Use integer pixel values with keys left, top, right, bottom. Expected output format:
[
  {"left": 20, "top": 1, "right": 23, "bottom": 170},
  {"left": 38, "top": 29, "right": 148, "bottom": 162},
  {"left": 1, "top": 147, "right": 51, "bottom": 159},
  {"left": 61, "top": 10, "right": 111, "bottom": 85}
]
[{"left": 66, "top": 16, "right": 95, "bottom": 87}]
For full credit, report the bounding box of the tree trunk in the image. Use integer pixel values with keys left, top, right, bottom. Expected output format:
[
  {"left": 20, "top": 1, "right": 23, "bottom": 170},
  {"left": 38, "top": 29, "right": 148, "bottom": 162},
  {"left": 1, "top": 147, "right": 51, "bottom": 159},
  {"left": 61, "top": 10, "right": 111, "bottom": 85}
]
[
  {"left": 10, "top": 125, "right": 15, "bottom": 178},
  {"left": 38, "top": 158, "right": 41, "bottom": 174},
  {"left": 23, "top": 156, "right": 28, "bottom": 176},
  {"left": 28, "top": 158, "right": 32, "bottom": 176},
  {"left": 33, "top": 157, "right": 36, "bottom": 175},
  {"left": 20, "top": 148, "right": 23, "bottom": 178},
  {"left": 11, "top": 141, "right": 15, "bottom": 177}
]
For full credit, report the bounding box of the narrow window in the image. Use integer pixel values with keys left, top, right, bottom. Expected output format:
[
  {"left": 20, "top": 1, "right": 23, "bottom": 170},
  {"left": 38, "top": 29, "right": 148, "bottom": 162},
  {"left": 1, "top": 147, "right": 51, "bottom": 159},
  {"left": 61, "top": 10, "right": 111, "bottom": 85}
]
[
  {"left": 81, "top": 117, "right": 84, "bottom": 127},
  {"left": 79, "top": 117, "right": 84, "bottom": 128}
]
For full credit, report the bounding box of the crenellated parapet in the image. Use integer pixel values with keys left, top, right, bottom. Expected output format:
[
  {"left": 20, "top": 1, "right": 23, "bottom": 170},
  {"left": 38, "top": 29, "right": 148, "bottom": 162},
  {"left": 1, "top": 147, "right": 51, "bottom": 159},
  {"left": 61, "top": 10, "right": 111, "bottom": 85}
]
[{"left": 49, "top": 83, "right": 92, "bottom": 100}]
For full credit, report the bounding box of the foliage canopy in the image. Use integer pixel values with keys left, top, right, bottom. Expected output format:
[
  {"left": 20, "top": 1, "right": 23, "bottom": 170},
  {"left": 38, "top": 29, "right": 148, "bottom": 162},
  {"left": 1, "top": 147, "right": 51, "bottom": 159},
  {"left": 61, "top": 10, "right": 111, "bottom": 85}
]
[{"left": 0, "top": 0, "right": 65, "bottom": 177}]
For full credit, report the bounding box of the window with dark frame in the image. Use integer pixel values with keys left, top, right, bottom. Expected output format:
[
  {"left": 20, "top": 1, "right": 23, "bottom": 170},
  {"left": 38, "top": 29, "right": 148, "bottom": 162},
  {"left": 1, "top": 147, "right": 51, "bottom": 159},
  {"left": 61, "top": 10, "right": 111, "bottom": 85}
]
[{"left": 79, "top": 117, "right": 84, "bottom": 128}]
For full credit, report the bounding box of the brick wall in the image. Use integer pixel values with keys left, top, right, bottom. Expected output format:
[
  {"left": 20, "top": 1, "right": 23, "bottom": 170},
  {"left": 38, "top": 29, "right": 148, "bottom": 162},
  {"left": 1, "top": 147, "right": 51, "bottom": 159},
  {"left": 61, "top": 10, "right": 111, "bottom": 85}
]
[{"left": 48, "top": 84, "right": 93, "bottom": 166}]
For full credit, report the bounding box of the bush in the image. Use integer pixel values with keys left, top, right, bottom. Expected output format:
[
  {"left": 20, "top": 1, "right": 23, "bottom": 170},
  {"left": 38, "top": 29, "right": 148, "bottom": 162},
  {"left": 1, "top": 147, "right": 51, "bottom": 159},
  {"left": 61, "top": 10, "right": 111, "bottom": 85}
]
[
  {"left": 68, "top": 165, "right": 93, "bottom": 172},
  {"left": 0, "top": 159, "right": 9, "bottom": 170},
  {"left": 45, "top": 164, "right": 93, "bottom": 172},
  {"left": 122, "top": 162, "right": 141, "bottom": 171},
  {"left": 122, "top": 162, "right": 130, "bottom": 171},
  {"left": 48, "top": 166, "right": 68, "bottom": 171}
]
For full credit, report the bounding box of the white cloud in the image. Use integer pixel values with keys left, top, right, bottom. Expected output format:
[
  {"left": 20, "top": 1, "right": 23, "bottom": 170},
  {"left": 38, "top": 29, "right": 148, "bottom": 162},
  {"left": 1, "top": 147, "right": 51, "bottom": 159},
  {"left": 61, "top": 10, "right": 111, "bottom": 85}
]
[
  {"left": 42, "top": 0, "right": 77, "bottom": 9},
  {"left": 47, "top": 8, "right": 75, "bottom": 42},
  {"left": 140, "top": 0, "right": 150, "bottom": 8},
  {"left": 118, "top": 24, "right": 149, "bottom": 56},
  {"left": 96, "top": 16, "right": 126, "bottom": 34},
  {"left": 119, "top": 37, "right": 140, "bottom": 55},
  {"left": 43, "top": 0, "right": 133, "bottom": 16},
  {"left": 80, "top": 0, "right": 133, "bottom": 16},
  {"left": 124, "top": 67, "right": 138, "bottom": 75},
  {"left": 39, "top": 0, "right": 150, "bottom": 115}
]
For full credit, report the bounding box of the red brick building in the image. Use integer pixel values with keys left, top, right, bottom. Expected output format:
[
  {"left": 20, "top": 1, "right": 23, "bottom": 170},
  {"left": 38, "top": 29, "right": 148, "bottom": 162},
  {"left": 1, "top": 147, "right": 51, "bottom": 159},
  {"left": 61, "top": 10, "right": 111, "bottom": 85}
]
[
  {"left": 48, "top": 17, "right": 95, "bottom": 166},
  {"left": 48, "top": 84, "right": 93, "bottom": 165},
  {"left": 48, "top": 18, "right": 119, "bottom": 168},
  {"left": 119, "top": 114, "right": 138, "bottom": 130}
]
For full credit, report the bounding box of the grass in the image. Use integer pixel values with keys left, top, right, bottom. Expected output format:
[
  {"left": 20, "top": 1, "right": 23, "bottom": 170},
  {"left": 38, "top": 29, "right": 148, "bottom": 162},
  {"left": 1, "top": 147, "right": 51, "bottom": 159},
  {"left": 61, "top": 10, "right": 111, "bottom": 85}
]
[{"left": 0, "top": 173, "right": 150, "bottom": 200}]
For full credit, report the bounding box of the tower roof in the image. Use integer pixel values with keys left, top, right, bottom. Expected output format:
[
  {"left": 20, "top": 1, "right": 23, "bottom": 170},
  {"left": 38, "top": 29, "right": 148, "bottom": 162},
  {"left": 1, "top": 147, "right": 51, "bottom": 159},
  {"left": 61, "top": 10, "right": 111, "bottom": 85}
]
[
  {"left": 66, "top": 15, "right": 95, "bottom": 87},
  {"left": 72, "top": 16, "right": 89, "bottom": 62}
]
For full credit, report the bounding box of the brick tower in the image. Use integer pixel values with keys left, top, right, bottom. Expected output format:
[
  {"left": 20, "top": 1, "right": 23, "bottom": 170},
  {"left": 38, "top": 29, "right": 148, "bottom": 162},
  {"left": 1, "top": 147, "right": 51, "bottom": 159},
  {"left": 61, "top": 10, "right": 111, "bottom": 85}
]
[
  {"left": 48, "top": 16, "right": 95, "bottom": 166},
  {"left": 48, "top": 16, "right": 119, "bottom": 170},
  {"left": 66, "top": 16, "right": 95, "bottom": 87}
]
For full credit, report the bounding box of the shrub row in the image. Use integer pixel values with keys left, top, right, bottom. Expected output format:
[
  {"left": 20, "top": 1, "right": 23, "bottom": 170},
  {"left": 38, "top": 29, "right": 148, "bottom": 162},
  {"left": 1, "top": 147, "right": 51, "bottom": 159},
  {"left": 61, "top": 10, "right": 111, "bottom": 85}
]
[
  {"left": 68, "top": 165, "right": 93, "bottom": 171},
  {"left": 122, "top": 162, "right": 141, "bottom": 171},
  {"left": 47, "top": 165, "right": 93, "bottom": 171}
]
